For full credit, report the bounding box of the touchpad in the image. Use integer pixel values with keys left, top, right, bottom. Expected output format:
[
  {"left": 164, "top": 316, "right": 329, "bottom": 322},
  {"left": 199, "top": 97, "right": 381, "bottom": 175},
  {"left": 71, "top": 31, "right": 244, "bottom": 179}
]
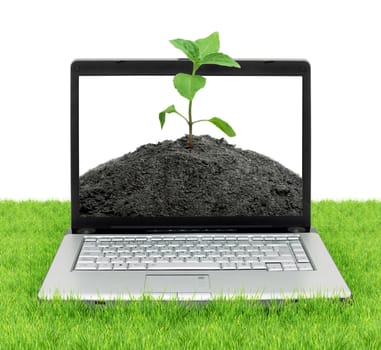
[{"left": 144, "top": 274, "right": 210, "bottom": 293}]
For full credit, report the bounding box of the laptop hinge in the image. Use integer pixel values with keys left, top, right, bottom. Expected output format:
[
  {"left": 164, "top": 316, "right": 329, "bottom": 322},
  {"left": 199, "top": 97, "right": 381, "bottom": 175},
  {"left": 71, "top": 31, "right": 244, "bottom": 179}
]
[
  {"left": 288, "top": 227, "right": 306, "bottom": 233},
  {"left": 77, "top": 227, "right": 96, "bottom": 234}
]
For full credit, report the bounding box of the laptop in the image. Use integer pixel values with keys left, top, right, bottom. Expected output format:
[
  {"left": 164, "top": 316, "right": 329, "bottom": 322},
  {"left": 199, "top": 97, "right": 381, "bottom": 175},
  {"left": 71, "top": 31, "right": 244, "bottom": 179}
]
[{"left": 38, "top": 59, "right": 351, "bottom": 301}]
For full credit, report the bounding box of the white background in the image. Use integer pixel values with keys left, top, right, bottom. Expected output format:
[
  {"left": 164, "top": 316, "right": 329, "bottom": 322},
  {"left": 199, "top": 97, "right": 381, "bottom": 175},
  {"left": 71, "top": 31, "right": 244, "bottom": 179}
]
[
  {"left": 1, "top": 0, "right": 380, "bottom": 200},
  {"left": 79, "top": 76, "right": 302, "bottom": 175}
]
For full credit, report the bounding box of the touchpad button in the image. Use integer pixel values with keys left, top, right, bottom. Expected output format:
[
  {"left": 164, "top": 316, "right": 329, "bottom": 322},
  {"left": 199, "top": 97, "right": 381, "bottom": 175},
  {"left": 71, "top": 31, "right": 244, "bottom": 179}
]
[{"left": 144, "top": 274, "right": 210, "bottom": 293}]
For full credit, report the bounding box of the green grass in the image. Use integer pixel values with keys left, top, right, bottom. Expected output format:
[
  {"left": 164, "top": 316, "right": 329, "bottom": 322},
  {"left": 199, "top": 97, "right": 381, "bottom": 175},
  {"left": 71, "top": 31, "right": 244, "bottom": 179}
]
[{"left": 0, "top": 200, "right": 380, "bottom": 349}]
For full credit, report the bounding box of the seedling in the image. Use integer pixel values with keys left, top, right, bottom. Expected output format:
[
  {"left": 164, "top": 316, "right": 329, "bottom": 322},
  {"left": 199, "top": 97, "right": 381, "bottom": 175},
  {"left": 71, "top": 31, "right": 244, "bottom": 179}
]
[{"left": 159, "top": 32, "right": 241, "bottom": 148}]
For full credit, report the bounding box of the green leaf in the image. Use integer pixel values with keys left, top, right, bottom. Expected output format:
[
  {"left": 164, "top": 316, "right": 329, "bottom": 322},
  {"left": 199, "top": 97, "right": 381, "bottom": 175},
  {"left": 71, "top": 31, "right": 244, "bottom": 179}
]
[
  {"left": 208, "top": 117, "right": 236, "bottom": 137},
  {"left": 195, "top": 32, "right": 220, "bottom": 59},
  {"left": 169, "top": 38, "right": 199, "bottom": 62},
  {"left": 201, "top": 52, "right": 241, "bottom": 68},
  {"left": 159, "top": 105, "right": 177, "bottom": 129},
  {"left": 173, "top": 73, "right": 206, "bottom": 101}
]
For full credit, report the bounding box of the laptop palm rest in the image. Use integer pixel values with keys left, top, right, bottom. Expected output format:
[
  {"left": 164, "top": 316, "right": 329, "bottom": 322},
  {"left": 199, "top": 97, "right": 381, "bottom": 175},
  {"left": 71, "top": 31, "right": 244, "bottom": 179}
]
[{"left": 144, "top": 274, "right": 210, "bottom": 293}]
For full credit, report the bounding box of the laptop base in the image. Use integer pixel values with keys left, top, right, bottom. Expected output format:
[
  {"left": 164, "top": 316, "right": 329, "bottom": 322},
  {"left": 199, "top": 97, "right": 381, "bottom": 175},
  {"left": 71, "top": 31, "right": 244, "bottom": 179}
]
[{"left": 38, "top": 229, "right": 351, "bottom": 301}]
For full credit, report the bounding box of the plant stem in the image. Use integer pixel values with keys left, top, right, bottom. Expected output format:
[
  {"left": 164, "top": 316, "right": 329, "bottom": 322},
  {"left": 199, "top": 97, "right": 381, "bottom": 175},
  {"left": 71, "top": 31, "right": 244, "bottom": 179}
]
[
  {"left": 192, "top": 118, "right": 209, "bottom": 124},
  {"left": 187, "top": 64, "right": 198, "bottom": 149},
  {"left": 174, "top": 111, "right": 189, "bottom": 125},
  {"left": 188, "top": 99, "right": 193, "bottom": 148}
]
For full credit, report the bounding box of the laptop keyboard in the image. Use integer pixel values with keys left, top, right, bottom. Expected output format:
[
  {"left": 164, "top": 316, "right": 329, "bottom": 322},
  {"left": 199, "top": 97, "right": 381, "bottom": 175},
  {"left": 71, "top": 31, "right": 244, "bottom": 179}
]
[{"left": 74, "top": 234, "right": 313, "bottom": 271}]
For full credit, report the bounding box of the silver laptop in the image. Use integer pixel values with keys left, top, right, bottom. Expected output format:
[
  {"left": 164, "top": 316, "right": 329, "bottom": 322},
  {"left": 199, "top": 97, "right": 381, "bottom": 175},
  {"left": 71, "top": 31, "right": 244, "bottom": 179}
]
[{"left": 38, "top": 59, "right": 351, "bottom": 301}]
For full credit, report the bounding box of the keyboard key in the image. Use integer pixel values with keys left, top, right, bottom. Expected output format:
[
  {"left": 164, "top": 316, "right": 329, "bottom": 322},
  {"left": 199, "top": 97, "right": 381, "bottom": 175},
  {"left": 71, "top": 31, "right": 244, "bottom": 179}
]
[
  {"left": 83, "top": 242, "right": 97, "bottom": 247},
  {"left": 135, "top": 253, "right": 148, "bottom": 258},
  {"left": 163, "top": 253, "right": 177, "bottom": 258},
  {"left": 218, "top": 248, "right": 231, "bottom": 253},
  {"left": 77, "top": 257, "right": 96, "bottom": 262},
  {"left": 262, "top": 256, "right": 294, "bottom": 263},
  {"left": 225, "top": 236, "right": 237, "bottom": 241},
  {"left": 79, "top": 252, "right": 100, "bottom": 257},
  {"left": 252, "top": 262, "right": 267, "bottom": 270},
  {"left": 128, "top": 263, "right": 147, "bottom": 270},
  {"left": 113, "top": 263, "right": 128, "bottom": 270},
  {"left": 131, "top": 249, "right": 145, "bottom": 253},
  {"left": 201, "top": 236, "right": 213, "bottom": 241},
  {"left": 147, "top": 262, "right": 220, "bottom": 270},
  {"left": 296, "top": 256, "right": 310, "bottom": 263},
  {"left": 201, "top": 257, "right": 216, "bottom": 262},
  {"left": 283, "top": 264, "right": 297, "bottom": 271},
  {"left": 104, "top": 253, "right": 118, "bottom": 258},
  {"left": 168, "top": 243, "right": 180, "bottom": 247},
  {"left": 297, "top": 263, "right": 313, "bottom": 271},
  {"left": 250, "top": 253, "right": 265, "bottom": 258},
  {"left": 221, "top": 263, "right": 236, "bottom": 270},
  {"left": 264, "top": 252, "right": 279, "bottom": 257},
  {"left": 149, "top": 253, "right": 163, "bottom": 258},
  {"left": 216, "top": 257, "right": 232, "bottom": 263},
  {"left": 75, "top": 263, "right": 97, "bottom": 270},
  {"left": 268, "top": 243, "right": 288, "bottom": 247},
  {"left": 252, "top": 236, "right": 265, "bottom": 241},
  {"left": 246, "top": 248, "right": 259, "bottom": 253},
  {"left": 189, "top": 249, "right": 202, "bottom": 253},
  {"left": 267, "top": 263, "right": 283, "bottom": 271},
  {"left": 237, "top": 263, "right": 251, "bottom": 270},
  {"left": 98, "top": 263, "right": 113, "bottom": 270},
  {"left": 111, "top": 258, "right": 126, "bottom": 264},
  {"left": 204, "top": 249, "right": 216, "bottom": 253},
  {"left": 288, "top": 236, "right": 299, "bottom": 240},
  {"left": 81, "top": 247, "right": 102, "bottom": 252},
  {"left": 232, "top": 248, "right": 245, "bottom": 253}
]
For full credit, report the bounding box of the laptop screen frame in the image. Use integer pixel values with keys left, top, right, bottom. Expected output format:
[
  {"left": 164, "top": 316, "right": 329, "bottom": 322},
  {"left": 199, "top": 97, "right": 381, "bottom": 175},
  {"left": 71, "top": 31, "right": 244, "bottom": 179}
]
[{"left": 71, "top": 60, "right": 311, "bottom": 233}]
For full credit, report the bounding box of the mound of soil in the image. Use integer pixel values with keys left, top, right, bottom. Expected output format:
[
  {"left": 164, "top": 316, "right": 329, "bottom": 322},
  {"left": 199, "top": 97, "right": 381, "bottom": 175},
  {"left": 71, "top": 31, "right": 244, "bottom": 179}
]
[{"left": 79, "top": 135, "right": 303, "bottom": 217}]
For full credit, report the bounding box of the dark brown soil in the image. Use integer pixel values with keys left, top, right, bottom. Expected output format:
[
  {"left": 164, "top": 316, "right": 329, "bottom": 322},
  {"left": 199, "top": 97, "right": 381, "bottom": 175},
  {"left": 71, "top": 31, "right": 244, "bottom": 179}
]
[{"left": 79, "top": 135, "right": 303, "bottom": 217}]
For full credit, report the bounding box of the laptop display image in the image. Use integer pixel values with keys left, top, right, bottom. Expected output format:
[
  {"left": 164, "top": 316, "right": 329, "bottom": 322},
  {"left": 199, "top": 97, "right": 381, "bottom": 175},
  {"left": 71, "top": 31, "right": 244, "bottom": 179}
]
[
  {"left": 38, "top": 60, "right": 351, "bottom": 301},
  {"left": 78, "top": 74, "right": 302, "bottom": 218}
]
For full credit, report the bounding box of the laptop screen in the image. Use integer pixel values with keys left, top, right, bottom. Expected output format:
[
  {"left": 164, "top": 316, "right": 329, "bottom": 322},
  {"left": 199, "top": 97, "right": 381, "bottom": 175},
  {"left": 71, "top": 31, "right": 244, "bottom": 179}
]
[{"left": 77, "top": 70, "right": 304, "bottom": 220}]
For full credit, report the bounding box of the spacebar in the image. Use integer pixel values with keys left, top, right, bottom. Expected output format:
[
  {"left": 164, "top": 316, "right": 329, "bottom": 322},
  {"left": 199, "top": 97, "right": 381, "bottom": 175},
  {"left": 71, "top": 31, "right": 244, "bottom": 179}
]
[{"left": 147, "top": 262, "right": 221, "bottom": 270}]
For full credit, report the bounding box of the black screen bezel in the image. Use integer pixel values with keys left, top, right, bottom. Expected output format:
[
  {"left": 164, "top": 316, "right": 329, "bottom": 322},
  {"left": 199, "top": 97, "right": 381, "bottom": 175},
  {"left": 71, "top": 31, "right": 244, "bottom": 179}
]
[{"left": 71, "top": 60, "right": 311, "bottom": 233}]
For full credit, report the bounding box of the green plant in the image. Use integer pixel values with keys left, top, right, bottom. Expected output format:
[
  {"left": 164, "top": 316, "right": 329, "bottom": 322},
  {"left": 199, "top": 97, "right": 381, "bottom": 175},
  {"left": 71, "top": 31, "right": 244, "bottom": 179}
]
[{"left": 159, "top": 32, "right": 241, "bottom": 148}]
